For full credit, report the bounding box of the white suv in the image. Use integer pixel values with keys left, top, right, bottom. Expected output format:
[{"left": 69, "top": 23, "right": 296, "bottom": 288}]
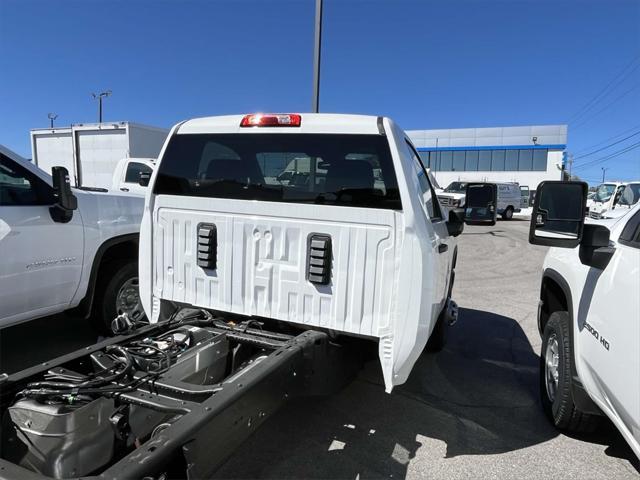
[{"left": 529, "top": 181, "right": 639, "bottom": 459}]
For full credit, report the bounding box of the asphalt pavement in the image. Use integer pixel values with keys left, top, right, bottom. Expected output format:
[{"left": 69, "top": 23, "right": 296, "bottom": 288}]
[{"left": 1, "top": 219, "right": 638, "bottom": 479}]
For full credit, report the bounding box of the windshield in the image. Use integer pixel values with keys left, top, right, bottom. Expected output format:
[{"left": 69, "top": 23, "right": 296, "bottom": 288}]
[
  {"left": 154, "top": 133, "right": 401, "bottom": 210},
  {"left": 593, "top": 183, "right": 616, "bottom": 203},
  {"left": 618, "top": 184, "right": 640, "bottom": 206},
  {"left": 444, "top": 181, "right": 467, "bottom": 193}
]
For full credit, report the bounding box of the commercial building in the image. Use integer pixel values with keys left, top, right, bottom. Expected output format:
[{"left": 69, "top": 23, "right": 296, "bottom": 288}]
[{"left": 407, "top": 125, "right": 567, "bottom": 191}]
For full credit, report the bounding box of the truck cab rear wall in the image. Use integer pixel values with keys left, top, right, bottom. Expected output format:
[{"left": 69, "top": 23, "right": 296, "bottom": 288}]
[{"left": 139, "top": 115, "right": 451, "bottom": 392}]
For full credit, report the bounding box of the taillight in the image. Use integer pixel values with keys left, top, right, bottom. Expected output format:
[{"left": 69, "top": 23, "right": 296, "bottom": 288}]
[{"left": 240, "top": 114, "right": 301, "bottom": 127}]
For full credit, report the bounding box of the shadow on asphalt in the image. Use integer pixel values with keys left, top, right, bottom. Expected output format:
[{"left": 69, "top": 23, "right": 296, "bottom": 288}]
[
  {"left": 213, "top": 308, "right": 557, "bottom": 478},
  {"left": 0, "top": 314, "right": 99, "bottom": 375}
]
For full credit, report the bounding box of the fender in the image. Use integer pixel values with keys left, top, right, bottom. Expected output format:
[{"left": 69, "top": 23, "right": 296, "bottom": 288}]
[
  {"left": 541, "top": 268, "right": 601, "bottom": 415},
  {"left": 71, "top": 233, "right": 139, "bottom": 318}
]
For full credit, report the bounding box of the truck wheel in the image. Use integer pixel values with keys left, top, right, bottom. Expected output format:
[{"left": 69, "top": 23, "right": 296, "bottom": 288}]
[
  {"left": 501, "top": 207, "right": 514, "bottom": 220},
  {"left": 540, "top": 311, "right": 600, "bottom": 432},
  {"left": 93, "top": 261, "right": 145, "bottom": 334}
]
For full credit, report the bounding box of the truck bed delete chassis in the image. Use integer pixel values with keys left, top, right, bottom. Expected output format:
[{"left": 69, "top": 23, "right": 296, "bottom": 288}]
[{"left": 0, "top": 316, "right": 357, "bottom": 480}]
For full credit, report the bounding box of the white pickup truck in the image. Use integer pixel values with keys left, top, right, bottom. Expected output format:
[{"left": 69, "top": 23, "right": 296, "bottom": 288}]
[
  {"left": 0, "top": 145, "right": 144, "bottom": 333},
  {"left": 529, "top": 181, "right": 639, "bottom": 459}
]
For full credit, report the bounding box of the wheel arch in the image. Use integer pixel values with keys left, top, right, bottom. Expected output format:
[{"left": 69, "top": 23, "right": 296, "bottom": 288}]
[
  {"left": 539, "top": 268, "right": 602, "bottom": 415},
  {"left": 73, "top": 233, "right": 140, "bottom": 318}
]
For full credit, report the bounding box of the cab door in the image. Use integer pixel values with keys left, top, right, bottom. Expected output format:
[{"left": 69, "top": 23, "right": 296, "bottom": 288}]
[
  {"left": 405, "top": 141, "right": 451, "bottom": 304},
  {"left": 578, "top": 209, "right": 640, "bottom": 446},
  {"left": 0, "top": 153, "right": 84, "bottom": 326}
]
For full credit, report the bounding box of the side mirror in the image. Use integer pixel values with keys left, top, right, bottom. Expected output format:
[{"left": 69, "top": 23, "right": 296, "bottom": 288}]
[
  {"left": 463, "top": 183, "right": 497, "bottom": 226},
  {"left": 139, "top": 170, "right": 151, "bottom": 187},
  {"left": 49, "top": 166, "right": 77, "bottom": 223},
  {"left": 529, "top": 181, "right": 588, "bottom": 248},
  {"left": 446, "top": 208, "right": 465, "bottom": 237}
]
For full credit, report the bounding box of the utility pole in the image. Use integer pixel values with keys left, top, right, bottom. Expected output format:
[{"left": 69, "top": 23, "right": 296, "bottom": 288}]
[
  {"left": 567, "top": 153, "right": 574, "bottom": 179},
  {"left": 92, "top": 90, "right": 112, "bottom": 123},
  {"left": 311, "top": 0, "right": 323, "bottom": 113},
  {"left": 47, "top": 113, "right": 58, "bottom": 129},
  {"left": 601, "top": 167, "right": 608, "bottom": 183}
]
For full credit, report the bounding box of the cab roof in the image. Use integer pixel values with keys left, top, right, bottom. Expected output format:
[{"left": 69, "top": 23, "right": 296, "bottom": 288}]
[{"left": 177, "top": 113, "right": 384, "bottom": 135}]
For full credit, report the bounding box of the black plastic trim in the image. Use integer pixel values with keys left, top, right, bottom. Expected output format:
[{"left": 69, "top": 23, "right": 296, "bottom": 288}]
[
  {"left": 306, "top": 234, "right": 332, "bottom": 285},
  {"left": 72, "top": 233, "right": 140, "bottom": 318},
  {"left": 196, "top": 223, "right": 217, "bottom": 269},
  {"left": 376, "top": 116, "right": 385, "bottom": 135}
]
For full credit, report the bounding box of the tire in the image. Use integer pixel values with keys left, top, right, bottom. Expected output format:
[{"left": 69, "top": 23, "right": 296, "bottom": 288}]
[
  {"left": 426, "top": 263, "right": 456, "bottom": 353},
  {"left": 501, "top": 206, "right": 514, "bottom": 220},
  {"left": 540, "top": 311, "right": 600, "bottom": 432},
  {"left": 93, "top": 260, "right": 145, "bottom": 335}
]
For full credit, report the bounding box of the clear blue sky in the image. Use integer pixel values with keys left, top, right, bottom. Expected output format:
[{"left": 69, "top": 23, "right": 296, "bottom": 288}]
[{"left": 1, "top": 0, "right": 638, "bottom": 184}]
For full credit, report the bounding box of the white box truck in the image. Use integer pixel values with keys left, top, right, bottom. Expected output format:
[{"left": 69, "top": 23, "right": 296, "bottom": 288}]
[{"left": 31, "top": 122, "right": 168, "bottom": 189}]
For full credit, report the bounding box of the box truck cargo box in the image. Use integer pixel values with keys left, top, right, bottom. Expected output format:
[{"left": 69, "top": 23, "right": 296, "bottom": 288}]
[{"left": 31, "top": 122, "right": 168, "bottom": 189}]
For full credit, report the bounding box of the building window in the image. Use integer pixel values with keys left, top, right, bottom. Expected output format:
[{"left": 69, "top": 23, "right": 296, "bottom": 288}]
[
  {"left": 429, "top": 151, "right": 439, "bottom": 170},
  {"left": 491, "top": 150, "right": 505, "bottom": 171},
  {"left": 452, "top": 151, "right": 465, "bottom": 171},
  {"left": 418, "top": 151, "right": 430, "bottom": 168},
  {"left": 440, "top": 151, "right": 453, "bottom": 171},
  {"left": 466, "top": 150, "right": 479, "bottom": 171},
  {"left": 478, "top": 150, "right": 491, "bottom": 170},
  {"left": 533, "top": 149, "right": 548, "bottom": 171},
  {"left": 505, "top": 150, "right": 518, "bottom": 171},
  {"left": 518, "top": 149, "right": 533, "bottom": 171}
]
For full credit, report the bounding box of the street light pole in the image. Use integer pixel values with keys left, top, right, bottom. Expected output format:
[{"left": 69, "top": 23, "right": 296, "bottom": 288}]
[
  {"left": 92, "top": 90, "right": 112, "bottom": 123},
  {"left": 47, "top": 113, "right": 58, "bottom": 129},
  {"left": 601, "top": 167, "right": 608, "bottom": 183},
  {"left": 311, "top": 0, "right": 323, "bottom": 113}
]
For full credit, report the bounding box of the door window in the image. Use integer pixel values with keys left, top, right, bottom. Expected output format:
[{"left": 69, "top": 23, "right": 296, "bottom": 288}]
[
  {"left": 619, "top": 210, "right": 640, "bottom": 249},
  {"left": 0, "top": 153, "right": 52, "bottom": 206},
  {"left": 124, "top": 162, "right": 153, "bottom": 184},
  {"left": 405, "top": 140, "right": 443, "bottom": 220}
]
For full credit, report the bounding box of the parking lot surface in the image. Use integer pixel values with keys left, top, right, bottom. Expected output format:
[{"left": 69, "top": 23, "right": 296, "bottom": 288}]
[{"left": 1, "top": 220, "right": 637, "bottom": 479}]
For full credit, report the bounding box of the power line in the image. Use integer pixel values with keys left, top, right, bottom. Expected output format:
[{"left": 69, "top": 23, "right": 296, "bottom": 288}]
[
  {"left": 568, "top": 54, "right": 640, "bottom": 124},
  {"left": 573, "top": 140, "right": 640, "bottom": 171},
  {"left": 572, "top": 82, "right": 640, "bottom": 129},
  {"left": 573, "top": 123, "right": 640, "bottom": 154},
  {"left": 573, "top": 129, "right": 640, "bottom": 162}
]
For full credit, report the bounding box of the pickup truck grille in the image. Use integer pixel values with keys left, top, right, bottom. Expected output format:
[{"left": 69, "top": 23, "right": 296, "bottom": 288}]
[{"left": 589, "top": 211, "right": 602, "bottom": 219}]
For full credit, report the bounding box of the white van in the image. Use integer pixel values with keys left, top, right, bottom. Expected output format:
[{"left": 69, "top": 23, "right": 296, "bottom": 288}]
[{"left": 496, "top": 182, "right": 522, "bottom": 220}]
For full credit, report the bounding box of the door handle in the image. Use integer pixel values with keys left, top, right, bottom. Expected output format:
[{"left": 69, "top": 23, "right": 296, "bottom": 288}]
[
  {"left": 438, "top": 243, "right": 448, "bottom": 253},
  {"left": 120, "top": 187, "right": 129, "bottom": 192}
]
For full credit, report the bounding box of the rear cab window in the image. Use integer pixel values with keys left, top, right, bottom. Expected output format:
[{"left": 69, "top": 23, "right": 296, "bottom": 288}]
[{"left": 154, "top": 133, "right": 402, "bottom": 210}]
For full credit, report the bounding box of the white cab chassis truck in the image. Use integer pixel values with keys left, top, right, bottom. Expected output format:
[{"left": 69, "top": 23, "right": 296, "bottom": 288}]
[
  {"left": 0, "top": 115, "right": 495, "bottom": 479},
  {"left": 139, "top": 113, "right": 469, "bottom": 392},
  {"left": 529, "top": 181, "right": 639, "bottom": 459},
  {"left": 0, "top": 145, "right": 144, "bottom": 333}
]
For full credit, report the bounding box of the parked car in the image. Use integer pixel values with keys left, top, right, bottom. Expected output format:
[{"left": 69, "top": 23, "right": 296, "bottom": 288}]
[
  {"left": 530, "top": 181, "right": 639, "bottom": 459},
  {"left": 111, "top": 157, "right": 155, "bottom": 195},
  {"left": 0, "top": 144, "right": 144, "bottom": 332},
  {"left": 439, "top": 181, "right": 521, "bottom": 219},
  {"left": 437, "top": 181, "right": 467, "bottom": 209}
]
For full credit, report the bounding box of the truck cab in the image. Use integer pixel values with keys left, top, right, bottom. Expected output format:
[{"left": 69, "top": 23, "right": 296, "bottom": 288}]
[
  {"left": 111, "top": 157, "right": 155, "bottom": 195},
  {"left": 530, "top": 181, "right": 640, "bottom": 459},
  {"left": 588, "top": 181, "right": 625, "bottom": 219},
  {"left": 139, "top": 113, "right": 480, "bottom": 392}
]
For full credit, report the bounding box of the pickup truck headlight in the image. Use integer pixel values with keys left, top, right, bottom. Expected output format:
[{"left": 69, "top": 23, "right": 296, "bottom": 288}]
[{"left": 452, "top": 199, "right": 461, "bottom": 207}]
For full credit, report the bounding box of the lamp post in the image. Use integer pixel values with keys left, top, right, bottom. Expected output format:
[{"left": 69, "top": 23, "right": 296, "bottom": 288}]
[
  {"left": 311, "top": 0, "right": 323, "bottom": 113},
  {"left": 601, "top": 167, "right": 608, "bottom": 183},
  {"left": 47, "top": 113, "right": 58, "bottom": 129},
  {"left": 92, "top": 90, "right": 112, "bottom": 123}
]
